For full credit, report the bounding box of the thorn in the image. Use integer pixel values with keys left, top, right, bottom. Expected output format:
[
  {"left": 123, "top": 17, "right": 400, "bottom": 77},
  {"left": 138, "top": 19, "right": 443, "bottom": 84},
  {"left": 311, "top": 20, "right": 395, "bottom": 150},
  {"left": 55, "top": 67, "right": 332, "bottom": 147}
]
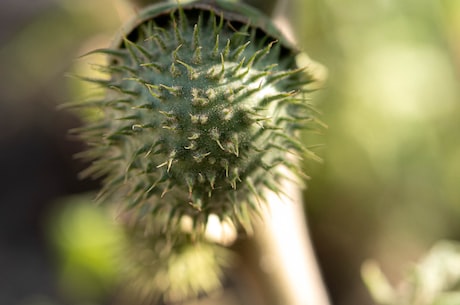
[
  {"left": 161, "top": 184, "right": 170, "bottom": 198},
  {"left": 193, "top": 46, "right": 202, "bottom": 64},
  {"left": 159, "top": 84, "right": 182, "bottom": 96},
  {"left": 122, "top": 37, "right": 143, "bottom": 65},
  {"left": 212, "top": 34, "right": 220, "bottom": 58},
  {"left": 131, "top": 124, "right": 143, "bottom": 131},
  {"left": 260, "top": 91, "right": 295, "bottom": 106},
  {"left": 213, "top": 11, "right": 224, "bottom": 36},
  {"left": 145, "top": 83, "right": 162, "bottom": 99},
  {"left": 222, "top": 39, "right": 230, "bottom": 59},
  {"left": 188, "top": 199, "right": 202, "bottom": 211},
  {"left": 245, "top": 177, "right": 262, "bottom": 207},
  {"left": 207, "top": 172, "right": 216, "bottom": 189},
  {"left": 66, "top": 74, "right": 111, "bottom": 86},
  {"left": 158, "top": 110, "right": 175, "bottom": 118},
  {"left": 169, "top": 62, "right": 181, "bottom": 77},
  {"left": 172, "top": 11, "right": 184, "bottom": 45},
  {"left": 225, "top": 133, "right": 239, "bottom": 157},
  {"left": 177, "top": 59, "right": 198, "bottom": 80},
  {"left": 268, "top": 67, "right": 306, "bottom": 84},
  {"left": 108, "top": 85, "right": 139, "bottom": 96},
  {"left": 188, "top": 132, "right": 201, "bottom": 140},
  {"left": 146, "top": 178, "right": 160, "bottom": 194},
  {"left": 78, "top": 48, "right": 127, "bottom": 59},
  {"left": 221, "top": 159, "right": 229, "bottom": 177},
  {"left": 177, "top": 5, "right": 188, "bottom": 32},
  {"left": 252, "top": 40, "right": 277, "bottom": 65},
  {"left": 167, "top": 158, "right": 173, "bottom": 172},
  {"left": 198, "top": 173, "right": 206, "bottom": 183},
  {"left": 193, "top": 151, "right": 211, "bottom": 163},
  {"left": 185, "top": 174, "right": 195, "bottom": 195},
  {"left": 184, "top": 141, "right": 197, "bottom": 150},
  {"left": 146, "top": 34, "right": 167, "bottom": 52},
  {"left": 231, "top": 41, "right": 251, "bottom": 60},
  {"left": 229, "top": 179, "right": 236, "bottom": 189},
  {"left": 172, "top": 44, "right": 182, "bottom": 61},
  {"left": 192, "top": 23, "right": 200, "bottom": 50},
  {"left": 209, "top": 127, "right": 225, "bottom": 150}
]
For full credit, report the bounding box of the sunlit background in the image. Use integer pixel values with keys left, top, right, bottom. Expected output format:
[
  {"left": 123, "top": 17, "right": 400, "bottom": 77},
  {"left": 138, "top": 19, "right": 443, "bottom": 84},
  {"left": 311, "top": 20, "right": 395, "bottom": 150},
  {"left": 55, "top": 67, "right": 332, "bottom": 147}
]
[{"left": 0, "top": 0, "right": 459, "bottom": 304}]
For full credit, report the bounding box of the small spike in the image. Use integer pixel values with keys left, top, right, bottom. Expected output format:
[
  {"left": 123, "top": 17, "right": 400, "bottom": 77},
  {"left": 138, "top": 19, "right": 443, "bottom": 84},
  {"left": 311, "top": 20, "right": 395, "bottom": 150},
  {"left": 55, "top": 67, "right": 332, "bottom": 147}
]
[
  {"left": 147, "top": 34, "right": 168, "bottom": 52},
  {"left": 78, "top": 48, "right": 127, "bottom": 59},
  {"left": 222, "top": 39, "right": 230, "bottom": 59},
  {"left": 207, "top": 172, "right": 216, "bottom": 189},
  {"left": 252, "top": 40, "right": 277, "bottom": 65},
  {"left": 145, "top": 83, "right": 162, "bottom": 99},
  {"left": 212, "top": 34, "right": 220, "bottom": 58},
  {"left": 215, "top": 53, "right": 225, "bottom": 79},
  {"left": 212, "top": 11, "right": 224, "bottom": 36},
  {"left": 221, "top": 159, "right": 229, "bottom": 177},
  {"left": 159, "top": 84, "right": 182, "bottom": 96},
  {"left": 192, "top": 23, "right": 200, "bottom": 50},
  {"left": 209, "top": 127, "right": 224, "bottom": 150},
  {"left": 160, "top": 183, "right": 171, "bottom": 198},
  {"left": 260, "top": 91, "right": 295, "bottom": 106},
  {"left": 67, "top": 74, "right": 111, "bottom": 86},
  {"left": 245, "top": 177, "right": 262, "bottom": 207},
  {"left": 188, "top": 132, "right": 200, "bottom": 140},
  {"left": 140, "top": 62, "right": 163, "bottom": 72},
  {"left": 171, "top": 11, "right": 184, "bottom": 45},
  {"left": 122, "top": 37, "right": 143, "bottom": 65},
  {"left": 198, "top": 173, "right": 206, "bottom": 184},
  {"left": 231, "top": 22, "right": 251, "bottom": 46},
  {"left": 231, "top": 133, "right": 239, "bottom": 157},
  {"left": 184, "top": 141, "right": 197, "bottom": 150},
  {"left": 172, "top": 44, "right": 182, "bottom": 61},
  {"left": 232, "top": 57, "right": 246, "bottom": 75},
  {"left": 193, "top": 46, "right": 202, "bottom": 64},
  {"left": 267, "top": 67, "right": 306, "bottom": 84},
  {"left": 177, "top": 60, "right": 198, "bottom": 80},
  {"left": 185, "top": 174, "right": 195, "bottom": 195},
  {"left": 177, "top": 5, "right": 188, "bottom": 32},
  {"left": 169, "top": 62, "right": 181, "bottom": 77},
  {"left": 108, "top": 85, "right": 139, "bottom": 97},
  {"left": 231, "top": 41, "right": 251, "bottom": 60},
  {"left": 193, "top": 151, "right": 211, "bottom": 163},
  {"left": 188, "top": 198, "right": 202, "bottom": 211}
]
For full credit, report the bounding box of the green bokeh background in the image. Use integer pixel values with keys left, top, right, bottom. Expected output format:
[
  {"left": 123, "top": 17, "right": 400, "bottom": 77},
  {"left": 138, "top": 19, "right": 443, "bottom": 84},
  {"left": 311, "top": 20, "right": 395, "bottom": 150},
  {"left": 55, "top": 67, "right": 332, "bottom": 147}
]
[{"left": 1, "top": 0, "right": 459, "bottom": 304}]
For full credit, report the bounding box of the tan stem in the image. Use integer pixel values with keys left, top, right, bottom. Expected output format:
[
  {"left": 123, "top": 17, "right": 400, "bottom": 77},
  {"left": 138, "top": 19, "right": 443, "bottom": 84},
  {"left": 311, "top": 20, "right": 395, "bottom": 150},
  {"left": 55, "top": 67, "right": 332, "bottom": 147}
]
[{"left": 255, "top": 167, "right": 331, "bottom": 305}]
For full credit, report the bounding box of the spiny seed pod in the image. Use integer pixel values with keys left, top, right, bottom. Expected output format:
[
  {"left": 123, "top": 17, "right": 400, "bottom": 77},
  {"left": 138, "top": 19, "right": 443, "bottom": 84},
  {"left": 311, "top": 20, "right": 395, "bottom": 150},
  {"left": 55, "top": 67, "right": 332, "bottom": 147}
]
[{"left": 72, "top": 0, "right": 321, "bottom": 235}]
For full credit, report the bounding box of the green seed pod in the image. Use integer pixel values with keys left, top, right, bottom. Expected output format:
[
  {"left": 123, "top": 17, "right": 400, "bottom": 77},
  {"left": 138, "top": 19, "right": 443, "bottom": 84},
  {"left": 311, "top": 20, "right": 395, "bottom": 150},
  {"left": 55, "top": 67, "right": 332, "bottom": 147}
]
[{"left": 73, "top": 0, "right": 321, "bottom": 235}]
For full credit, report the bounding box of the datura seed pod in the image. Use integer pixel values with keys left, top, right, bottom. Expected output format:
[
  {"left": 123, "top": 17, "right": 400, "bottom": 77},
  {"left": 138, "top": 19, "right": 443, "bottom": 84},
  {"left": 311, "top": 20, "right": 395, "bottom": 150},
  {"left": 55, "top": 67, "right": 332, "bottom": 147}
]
[{"left": 72, "top": 0, "right": 321, "bottom": 236}]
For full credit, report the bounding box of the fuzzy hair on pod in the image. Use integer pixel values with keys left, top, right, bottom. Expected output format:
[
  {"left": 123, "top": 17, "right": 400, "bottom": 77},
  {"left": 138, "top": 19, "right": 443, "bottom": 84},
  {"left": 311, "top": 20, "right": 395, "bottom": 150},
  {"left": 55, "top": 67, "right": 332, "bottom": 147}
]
[{"left": 71, "top": 0, "right": 321, "bottom": 236}]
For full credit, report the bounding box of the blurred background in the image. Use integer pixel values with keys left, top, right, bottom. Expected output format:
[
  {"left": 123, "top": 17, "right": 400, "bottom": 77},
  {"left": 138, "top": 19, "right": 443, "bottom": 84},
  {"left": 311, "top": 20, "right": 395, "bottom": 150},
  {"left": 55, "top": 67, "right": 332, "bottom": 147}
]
[{"left": 0, "top": 0, "right": 459, "bottom": 304}]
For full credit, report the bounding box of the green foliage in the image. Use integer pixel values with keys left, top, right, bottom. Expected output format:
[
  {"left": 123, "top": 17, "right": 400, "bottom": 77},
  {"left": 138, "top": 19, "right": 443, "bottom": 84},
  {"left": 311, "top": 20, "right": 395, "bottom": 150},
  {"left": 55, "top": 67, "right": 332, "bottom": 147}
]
[{"left": 363, "top": 241, "right": 460, "bottom": 305}]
